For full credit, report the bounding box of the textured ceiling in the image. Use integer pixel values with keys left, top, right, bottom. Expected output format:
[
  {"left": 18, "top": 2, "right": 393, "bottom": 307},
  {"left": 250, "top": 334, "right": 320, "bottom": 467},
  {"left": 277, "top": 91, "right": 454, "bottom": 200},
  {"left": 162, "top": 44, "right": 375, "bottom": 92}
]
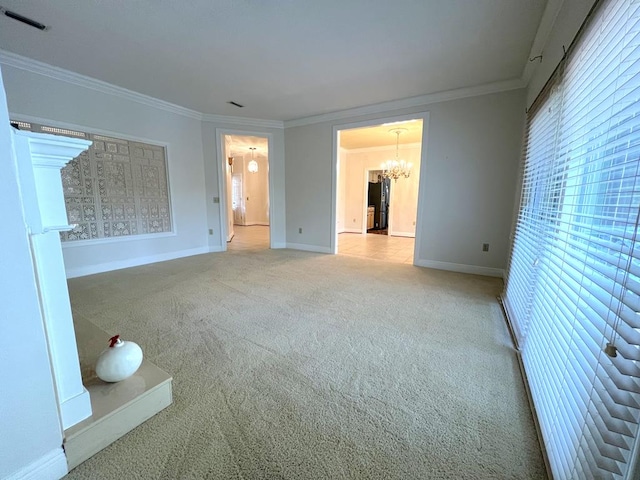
[
  {"left": 225, "top": 135, "right": 268, "bottom": 158},
  {"left": 340, "top": 120, "right": 423, "bottom": 150},
  {"left": 0, "top": 0, "right": 546, "bottom": 121}
]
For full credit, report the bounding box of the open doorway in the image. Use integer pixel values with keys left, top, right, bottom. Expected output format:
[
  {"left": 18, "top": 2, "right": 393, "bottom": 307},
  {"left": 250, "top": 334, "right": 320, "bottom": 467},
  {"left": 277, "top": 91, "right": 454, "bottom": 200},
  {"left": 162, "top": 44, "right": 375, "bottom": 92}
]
[
  {"left": 221, "top": 134, "right": 270, "bottom": 251},
  {"left": 333, "top": 116, "right": 426, "bottom": 264},
  {"left": 366, "top": 170, "right": 390, "bottom": 235}
]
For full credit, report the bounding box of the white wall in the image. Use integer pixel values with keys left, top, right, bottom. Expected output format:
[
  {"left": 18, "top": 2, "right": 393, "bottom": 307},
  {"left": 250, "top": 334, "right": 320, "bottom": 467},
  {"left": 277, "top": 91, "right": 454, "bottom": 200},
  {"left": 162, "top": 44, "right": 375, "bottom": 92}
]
[
  {"left": 0, "top": 67, "right": 67, "bottom": 479},
  {"left": 342, "top": 144, "right": 421, "bottom": 236},
  {"left": 285, "top": 89, "right": 526, "bottom": 273},
  {"left": 1, "top": 65, "right": 209, "bottom": 278}
]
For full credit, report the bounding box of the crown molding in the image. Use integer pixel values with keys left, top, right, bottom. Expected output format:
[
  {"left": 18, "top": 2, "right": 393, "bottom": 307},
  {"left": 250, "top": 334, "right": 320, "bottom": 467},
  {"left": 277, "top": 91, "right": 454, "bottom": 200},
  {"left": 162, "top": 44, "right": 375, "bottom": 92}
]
[
  {"left": 283, "top": 78, "right": 526, "bottom": 128},
  {"left": 201, "top": 113, "right": 283, "bottom": 129},
  {"left": 0, "top": 49, "right": 285, "bottom": 128},
  {"left": 0, "top": 49, "right": 205, "bottom": 120},
  {"left": 1, "top": 49, "right": 524, "bottom": 131}
]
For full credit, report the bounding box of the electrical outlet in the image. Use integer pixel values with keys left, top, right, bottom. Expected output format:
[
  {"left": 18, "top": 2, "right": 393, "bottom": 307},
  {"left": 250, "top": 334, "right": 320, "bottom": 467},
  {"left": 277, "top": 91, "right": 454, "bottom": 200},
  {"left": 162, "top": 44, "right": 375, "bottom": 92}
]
[
  {"left": 208, "top": 229, "right": 213, "bottom": 235},
  {"left": 482, "top": 243, "right": 490, "bottom": 252},
  {"left": 213, "top": 196, "right": 220, "bottom": 204},
  {"left": 353, "top": 218, "right": 356, "bottom": 223},
  {"left": 299, "top": 227, "right": 303, "bottom": 234}
]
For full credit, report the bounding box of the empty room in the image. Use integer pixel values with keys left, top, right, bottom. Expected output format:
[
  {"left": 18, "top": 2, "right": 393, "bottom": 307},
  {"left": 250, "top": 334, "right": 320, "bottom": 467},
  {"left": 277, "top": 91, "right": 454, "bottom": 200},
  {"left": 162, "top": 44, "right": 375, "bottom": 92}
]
[{"left": 1, "top": 1, "right": 639, "bottom": 479}]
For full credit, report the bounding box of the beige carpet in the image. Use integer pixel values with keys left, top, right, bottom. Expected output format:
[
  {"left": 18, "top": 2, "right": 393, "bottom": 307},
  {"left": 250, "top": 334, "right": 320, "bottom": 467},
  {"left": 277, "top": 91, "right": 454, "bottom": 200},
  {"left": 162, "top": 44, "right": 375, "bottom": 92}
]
[{"left": 65, "top": 249, "right": 546, "bottom": 479}]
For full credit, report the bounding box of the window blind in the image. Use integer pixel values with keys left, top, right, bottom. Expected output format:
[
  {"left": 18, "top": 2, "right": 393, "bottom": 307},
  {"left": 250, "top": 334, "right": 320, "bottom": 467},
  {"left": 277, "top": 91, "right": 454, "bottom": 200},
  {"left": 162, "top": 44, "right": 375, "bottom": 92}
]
[{"left": 503, "top": 0, "right": 640, "bottom": 478}]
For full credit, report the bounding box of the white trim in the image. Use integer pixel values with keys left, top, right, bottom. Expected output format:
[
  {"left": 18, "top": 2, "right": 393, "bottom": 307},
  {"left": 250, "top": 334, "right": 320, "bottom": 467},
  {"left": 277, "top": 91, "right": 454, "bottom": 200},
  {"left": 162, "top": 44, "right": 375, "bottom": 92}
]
[
  {"left": 286, "top": 243, "right": 332, "bottom": 254},
  {"left": 5, "top": 448, "right": 67, "bottom": 480},
  {"left": 332, "top": 112, "right": 429, "bottom": 260},
  {"left": 415, "top": 259, "right": 504, "bottom": 278},
  {"left": 215, "top": 129, "right": 228, "bottom": 250},
  {"left": 64, "top": 246, "right": 210, "bottom": 278},
  {"left": 285, "top": 79, "right": 525, "bottom": 128},
  {"left": 0, "top": 50, "right": 285, "bottom": 128},
  {"left": 412, "top": 114, "right": 430, "bottom": 268},
  {"left": 2, "top": 50, "right": 528, "bottom": 130},
  {"left": 60, "top": 387, "right": 91, "bottom": 429},
  {"left": 389, "top": 232, "right": 415, "bottom": 238},
  {"left": 0, "top": 49, "right": 201, "bottom": 120},
  {"left": 271, "top": 241, "right": 287, "bottom": 249},
  {"left": 202, "top": 113, "right": 283, "bottom": 129},
  {"left": 341, "top": 228, "right": 362, "bottom": 234},
  {"left": 9, "top": 113, "right": 173, "bottom": 146},
  {"left": 520, "top": 0, "right": 565, "bottom": 86},
  {"left": 11, "top": 113, "right": 178, "bottom": 243},
  {"left": 208, "top": 245, "right": 225, "bottom": 253},
  {"left": 61, "top": 231, "right": 177, "bottom": 248}
]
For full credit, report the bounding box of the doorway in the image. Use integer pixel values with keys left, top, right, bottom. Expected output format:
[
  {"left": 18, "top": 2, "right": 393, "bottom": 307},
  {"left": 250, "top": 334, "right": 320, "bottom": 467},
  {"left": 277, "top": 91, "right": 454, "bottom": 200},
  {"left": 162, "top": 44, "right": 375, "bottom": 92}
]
[
  {"left": 366, "top": 170, "right": 390, "bottom": 235},
  {"left": 220, "top": 133, "right": 271, "bottom": 251},
  {"left": 333, "top": 114, "right": 428, "bottom": 264}
]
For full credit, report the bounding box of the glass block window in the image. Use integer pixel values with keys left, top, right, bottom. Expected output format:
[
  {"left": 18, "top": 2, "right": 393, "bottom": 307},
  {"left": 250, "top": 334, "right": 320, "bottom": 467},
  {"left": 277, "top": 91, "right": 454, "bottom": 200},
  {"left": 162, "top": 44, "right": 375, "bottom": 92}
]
[{"left": 14, "top": 121, "right": 172, "bottom": 241}]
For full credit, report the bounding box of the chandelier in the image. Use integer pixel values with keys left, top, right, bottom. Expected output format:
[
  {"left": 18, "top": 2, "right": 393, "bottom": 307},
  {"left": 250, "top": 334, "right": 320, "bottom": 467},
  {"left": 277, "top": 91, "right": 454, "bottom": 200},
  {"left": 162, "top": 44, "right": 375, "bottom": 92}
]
[
  {"left": 248, "top": 147, "right": 258, "bottom": 173},
  {"left": 382, "top": 128, "right": 412, "bottom": 182}
]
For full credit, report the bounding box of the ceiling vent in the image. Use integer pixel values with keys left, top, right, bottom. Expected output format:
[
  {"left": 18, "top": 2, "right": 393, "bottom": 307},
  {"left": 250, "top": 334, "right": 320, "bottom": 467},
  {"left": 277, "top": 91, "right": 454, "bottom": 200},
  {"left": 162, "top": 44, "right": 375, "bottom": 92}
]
[
  {"left": 1, "top": 6, "right": 48, "bottom": 30},
  {"left": 227, "top": 101, "right": 244, "bottom": 108}
]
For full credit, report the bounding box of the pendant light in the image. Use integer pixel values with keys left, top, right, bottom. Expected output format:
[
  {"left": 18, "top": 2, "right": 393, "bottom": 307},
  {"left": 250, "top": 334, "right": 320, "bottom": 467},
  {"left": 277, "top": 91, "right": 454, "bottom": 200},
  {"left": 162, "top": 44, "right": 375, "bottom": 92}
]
[
  {"left": 381, "top": 128, "right": 412, "bottom": 182},
  {"left": 248, "top": 147, "right": 259, "bottom": 173}
]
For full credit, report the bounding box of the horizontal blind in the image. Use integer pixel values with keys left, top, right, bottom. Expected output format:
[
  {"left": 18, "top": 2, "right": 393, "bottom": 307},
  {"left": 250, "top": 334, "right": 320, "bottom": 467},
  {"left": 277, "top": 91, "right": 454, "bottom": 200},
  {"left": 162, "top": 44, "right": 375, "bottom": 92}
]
[{"left": 502, "top": 0, "right": 640, "bottom": 478}]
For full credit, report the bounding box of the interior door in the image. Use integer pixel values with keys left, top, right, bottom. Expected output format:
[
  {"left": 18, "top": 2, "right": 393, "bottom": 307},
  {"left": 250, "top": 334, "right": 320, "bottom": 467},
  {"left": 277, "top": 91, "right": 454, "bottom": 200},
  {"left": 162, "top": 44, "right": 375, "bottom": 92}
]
[{"left": 232, "top": 173, "right": 245, "bottom": 225}]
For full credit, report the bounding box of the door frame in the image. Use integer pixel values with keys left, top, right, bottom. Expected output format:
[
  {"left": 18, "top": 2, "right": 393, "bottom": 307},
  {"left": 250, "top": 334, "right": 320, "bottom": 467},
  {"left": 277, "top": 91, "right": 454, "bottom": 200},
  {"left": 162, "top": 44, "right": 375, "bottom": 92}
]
[
  {"left": 216, "top": 128, "right": 275, "bottom": 250},
  {"left": 331, "top": 111, "right": 430, "bottom": 263}
]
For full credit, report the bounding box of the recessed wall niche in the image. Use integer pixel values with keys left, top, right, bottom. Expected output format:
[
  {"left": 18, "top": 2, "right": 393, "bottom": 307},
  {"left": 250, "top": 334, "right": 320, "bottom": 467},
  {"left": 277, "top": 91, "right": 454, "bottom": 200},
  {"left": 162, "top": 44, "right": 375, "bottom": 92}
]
[{"left": 12, "top": 121, "right": 172, "bottom": 241}]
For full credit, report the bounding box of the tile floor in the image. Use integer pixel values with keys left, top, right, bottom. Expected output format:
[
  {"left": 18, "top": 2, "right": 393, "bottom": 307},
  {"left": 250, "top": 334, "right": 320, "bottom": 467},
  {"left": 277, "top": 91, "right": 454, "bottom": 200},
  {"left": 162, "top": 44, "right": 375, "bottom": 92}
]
[
  {"left": 227, "top": 225, "right": 270, "bottom": 251},
  {"left": 338, "top": 232, "right": 415, "bottom": 264},
  {"left": 228, "top": 226, "right": 414, "bottom": 265}
]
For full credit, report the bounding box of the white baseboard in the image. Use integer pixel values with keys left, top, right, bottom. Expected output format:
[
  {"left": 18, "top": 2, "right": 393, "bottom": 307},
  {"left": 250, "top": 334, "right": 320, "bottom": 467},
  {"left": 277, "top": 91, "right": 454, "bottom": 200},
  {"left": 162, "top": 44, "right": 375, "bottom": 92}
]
[
  {"left": 389, "top": 231, "right": 415, "bottom": 238},
  {"left": 208, "top": 245, "right": 225, "bottom": 253},
  {"left": 271, "top": 242, "right": 287, "bottom": 249},
  {"left": 6, "top": 448, "right": 68, "bottom": 480},
  {"left": 286, "top": 243, "right": 332, "bottom": 254},
  {"left": 341, "top": 228, "right": 362, "bottom": 234},
  {"left": 65, "top": 247, "right": 210, "bottom": 278},
  {"left": 415, "top": 259, "right": 504, "bottom": 278}
]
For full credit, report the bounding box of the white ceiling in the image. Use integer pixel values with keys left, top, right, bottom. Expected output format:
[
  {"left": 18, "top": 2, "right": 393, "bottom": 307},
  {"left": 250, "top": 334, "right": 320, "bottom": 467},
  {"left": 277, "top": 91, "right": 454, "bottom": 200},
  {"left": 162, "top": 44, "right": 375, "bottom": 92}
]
[
  {"left": 226, "top": 135, "right": 268, "bottom": 158},
  {"left": 0, "top": 1, "right": 547, "bottom": 121},
  {"left": 340, "top": 119, "right": 423, "bottom": 150}
]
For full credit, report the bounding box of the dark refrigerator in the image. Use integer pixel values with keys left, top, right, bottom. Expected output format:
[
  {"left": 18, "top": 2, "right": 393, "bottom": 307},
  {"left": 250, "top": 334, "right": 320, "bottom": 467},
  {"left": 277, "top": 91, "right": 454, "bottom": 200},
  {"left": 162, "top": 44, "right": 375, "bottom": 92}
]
[{"left": 368, "top": 179, "right": 390, "bottom": 231}]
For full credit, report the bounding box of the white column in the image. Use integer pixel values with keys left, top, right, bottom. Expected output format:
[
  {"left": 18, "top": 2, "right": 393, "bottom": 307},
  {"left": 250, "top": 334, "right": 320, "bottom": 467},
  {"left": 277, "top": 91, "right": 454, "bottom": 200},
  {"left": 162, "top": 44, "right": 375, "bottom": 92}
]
[{"left": 13, "top": 130, "right": 93, "bottom": 429}]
